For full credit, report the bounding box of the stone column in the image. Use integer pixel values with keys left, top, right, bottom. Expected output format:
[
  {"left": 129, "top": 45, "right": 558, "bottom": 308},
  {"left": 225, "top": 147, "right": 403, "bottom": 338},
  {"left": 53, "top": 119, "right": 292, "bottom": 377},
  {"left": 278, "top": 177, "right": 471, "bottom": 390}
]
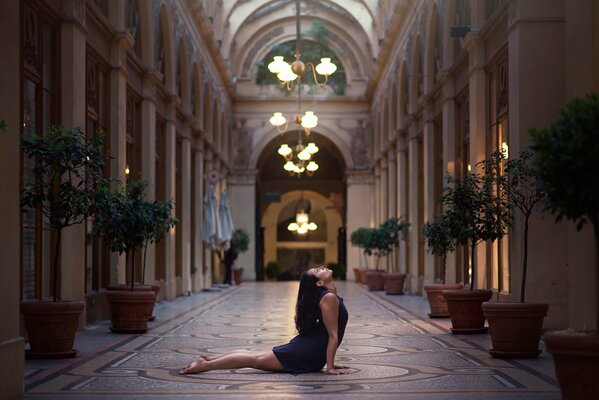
[
  {"left": 387, "top": 146, "right": 398, "bottom": 271},
  {"left": 440, "top": 70, "right": 457, "bottom": 284},
  {"left": 373, "top": 163, "right": 381, "bottom": 226},
  {"left": 346, "top": 171, "right": 373, "bottom": 280},
  {"left": 192, "top": 145, "right": 205, "bottom": 291},
  {"left": 180, "top": 137, "right": 192, "bottom": 295},
  {"left": 0, "top": 1, "right": 24, "bottom": 396},
  {"left": 164, "top": 100, "right": 177, "bottom": 299},
  {"left": 463, "top": 31, "right": 488, "bottom": 290},
  {"left": 228, "top": 171, "right": 257, "bottom": 282},
  {"left": 380, "top": 157, "right": 389, "bottom": 223},
  {"left": 397, "top": 136, "right": 408, "bottom": 275},
  {"left": 422, "top": 101, "right": 436, "bottom": 285},
  {"left": 407, "top": 125, "right": 421, "bottom": 294},
  {"left": 203, "top": 150, "right": 214, "bottom": 288},
  {"left": 59, "top": 0, "right": 87, "bottom": 306},
  {"left": 109, "top": 31, "right": 133, "bottom": 285},
  {"left": 141, "top": 70, "right": 159, "bottom": 284}
]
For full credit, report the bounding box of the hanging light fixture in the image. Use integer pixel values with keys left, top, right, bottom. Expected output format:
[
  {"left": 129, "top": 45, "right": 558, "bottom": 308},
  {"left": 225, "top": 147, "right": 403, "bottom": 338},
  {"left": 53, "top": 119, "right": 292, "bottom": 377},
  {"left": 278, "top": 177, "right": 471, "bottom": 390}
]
[
  {"left": 279, "top": 138, "right": 319, "bottom": 177},
  {"left": 267, "top": 0, "right": 337, "bottom": 91},
  {"left": 287, "top": 193, "right": 317, "bottom": 235}
]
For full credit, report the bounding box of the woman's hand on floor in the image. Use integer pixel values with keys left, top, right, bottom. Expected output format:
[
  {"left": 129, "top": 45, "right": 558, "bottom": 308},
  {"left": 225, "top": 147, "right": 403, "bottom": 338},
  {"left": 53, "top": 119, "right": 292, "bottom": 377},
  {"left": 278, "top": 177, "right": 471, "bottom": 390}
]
[{"left": 326, "top": 367, "right": 351, "bottom": 375}]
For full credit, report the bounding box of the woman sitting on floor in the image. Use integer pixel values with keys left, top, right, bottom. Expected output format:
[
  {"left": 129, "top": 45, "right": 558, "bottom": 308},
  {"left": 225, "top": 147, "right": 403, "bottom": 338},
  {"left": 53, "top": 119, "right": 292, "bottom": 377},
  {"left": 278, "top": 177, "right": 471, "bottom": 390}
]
[{"left": 180, "top": 265, "right": 350, "bottom": 375}]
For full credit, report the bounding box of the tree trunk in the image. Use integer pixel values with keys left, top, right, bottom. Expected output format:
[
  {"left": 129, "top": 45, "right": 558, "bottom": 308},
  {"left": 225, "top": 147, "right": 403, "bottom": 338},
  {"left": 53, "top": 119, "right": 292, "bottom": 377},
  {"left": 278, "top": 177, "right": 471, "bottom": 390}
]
[
  {"left": 470, "top": 241, "right": 476, "bottom": 290},
  {"left": 130, "top": 249, "right": 136, "bottom": 291},
  {"left": 520, "top": 213, "right": 530, "bottom": 302},
  {"left": 52, "top": 228, "right": 62, "bottom": 302},
  {"left": 441, "top": 254, "right": 446, "bottom": 284}
]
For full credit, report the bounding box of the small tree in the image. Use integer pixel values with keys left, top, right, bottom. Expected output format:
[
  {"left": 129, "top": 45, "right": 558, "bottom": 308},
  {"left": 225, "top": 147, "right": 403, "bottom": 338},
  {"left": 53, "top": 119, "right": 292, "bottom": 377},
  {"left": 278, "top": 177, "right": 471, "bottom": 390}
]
[
  {"left": 441, "top": 154, "right": 511, "bottom": 290},
  {"left": 223, "top": 228, "right": 251, "bottom": 283},
  {"left": 21, "top": 126, "right": 105, "bottom": 301},
  {"left": 502, "top": 149, "right": 546, "bottom": 302},
  {"left": 350, "top": 227, "right": 376, "bottom": 269},
  {"left": 378, "top": 217, "right": 409, "bottom": 272},
  {"left": 530, "top": 92, "right": 599, "bottom": 321},
  {"left": 422, "top": 213, "right": 457, "bottom": 284},
  {"left": 93, "top": 180, "right": 177, "bottom": 291}
]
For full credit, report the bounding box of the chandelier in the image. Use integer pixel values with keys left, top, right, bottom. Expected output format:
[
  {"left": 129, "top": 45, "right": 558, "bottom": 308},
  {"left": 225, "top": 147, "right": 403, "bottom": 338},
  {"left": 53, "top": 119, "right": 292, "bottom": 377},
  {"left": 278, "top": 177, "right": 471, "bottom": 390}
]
[
  {"left": 287, "top": 194, "right": 317, "bottom": 235},
  {"left": 267, "top": 0, "right": 337, "bottom": 91},
  {"left": 278, "top": 137, "right": 319, "bottom": 176}
]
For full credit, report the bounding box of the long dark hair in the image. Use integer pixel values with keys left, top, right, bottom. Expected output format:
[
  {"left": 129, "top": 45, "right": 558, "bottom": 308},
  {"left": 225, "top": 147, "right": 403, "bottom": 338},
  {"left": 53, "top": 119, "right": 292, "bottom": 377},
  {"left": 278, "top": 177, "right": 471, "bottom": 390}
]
[{"left": 294, "top": 272, "right": 321, "bottom": 335}]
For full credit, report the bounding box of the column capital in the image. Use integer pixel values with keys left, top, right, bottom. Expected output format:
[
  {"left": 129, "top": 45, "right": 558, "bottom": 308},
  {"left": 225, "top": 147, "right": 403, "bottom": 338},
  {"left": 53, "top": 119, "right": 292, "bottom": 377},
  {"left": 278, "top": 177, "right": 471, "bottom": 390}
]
[
  {"left": 228, "top": 170, "right": 258, "bottom": 185},
  {"left": 345, "top": 170, "right": 374, "bottom": 186}
]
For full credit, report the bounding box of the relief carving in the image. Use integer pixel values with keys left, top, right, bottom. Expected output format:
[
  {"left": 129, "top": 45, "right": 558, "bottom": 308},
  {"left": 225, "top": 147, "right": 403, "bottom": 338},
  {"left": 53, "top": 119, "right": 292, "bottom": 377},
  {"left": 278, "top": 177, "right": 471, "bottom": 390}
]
[
  {"left": 350, "top": 119, "right": 371, "bottom": 169},
  {"left": 232, "top": 119, "right": 253, "bottom": 168}
]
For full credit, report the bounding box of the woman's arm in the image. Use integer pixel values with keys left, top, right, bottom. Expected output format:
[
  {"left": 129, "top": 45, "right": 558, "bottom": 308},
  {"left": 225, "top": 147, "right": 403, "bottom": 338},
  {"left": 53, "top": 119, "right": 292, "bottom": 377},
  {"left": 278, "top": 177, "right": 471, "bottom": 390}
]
[{"left": 320, "top": 293, "right": 348, "bottom": 375}]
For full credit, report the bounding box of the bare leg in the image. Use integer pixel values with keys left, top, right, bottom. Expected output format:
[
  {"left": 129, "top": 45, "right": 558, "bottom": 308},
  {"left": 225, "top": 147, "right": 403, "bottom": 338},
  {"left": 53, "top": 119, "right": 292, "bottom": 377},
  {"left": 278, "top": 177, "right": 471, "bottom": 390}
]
[{"left": 180, "top": 351, "right": 284, "bottom": 374}]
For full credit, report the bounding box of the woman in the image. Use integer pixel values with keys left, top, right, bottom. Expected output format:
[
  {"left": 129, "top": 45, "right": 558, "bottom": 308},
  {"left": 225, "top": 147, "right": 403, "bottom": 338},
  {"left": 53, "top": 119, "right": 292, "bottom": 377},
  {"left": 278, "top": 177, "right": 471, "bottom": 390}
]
[{"left": 180, "top": 265, "right": 350, "bottom": 375}]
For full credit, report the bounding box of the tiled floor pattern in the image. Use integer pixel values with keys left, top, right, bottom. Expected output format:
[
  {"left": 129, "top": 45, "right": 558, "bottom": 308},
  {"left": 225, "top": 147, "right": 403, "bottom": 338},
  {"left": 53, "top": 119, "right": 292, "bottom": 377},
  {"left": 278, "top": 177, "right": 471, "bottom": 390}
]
[{"left": 24, "top": 282, "right": 560, "bottom": 399}]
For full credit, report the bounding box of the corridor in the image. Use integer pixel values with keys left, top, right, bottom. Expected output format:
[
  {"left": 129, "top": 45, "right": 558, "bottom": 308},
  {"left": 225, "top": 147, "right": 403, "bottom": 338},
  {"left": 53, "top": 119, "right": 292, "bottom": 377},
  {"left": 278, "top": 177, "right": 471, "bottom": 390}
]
[{"left": 24, "top": 282, "right": 560, "bottom": 399}]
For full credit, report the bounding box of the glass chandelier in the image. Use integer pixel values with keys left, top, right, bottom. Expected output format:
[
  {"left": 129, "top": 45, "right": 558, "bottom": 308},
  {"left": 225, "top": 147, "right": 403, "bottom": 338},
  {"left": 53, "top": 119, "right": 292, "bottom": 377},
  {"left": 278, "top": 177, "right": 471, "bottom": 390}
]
[
  {"left": 278, "top": 138, "right": 319, "bottom": 176},
  {"left": 287, "top": 194, "right": 317, "bottom": 235},
  {"left": 267, "top": 0, "right": 337, "bottom": 91}
]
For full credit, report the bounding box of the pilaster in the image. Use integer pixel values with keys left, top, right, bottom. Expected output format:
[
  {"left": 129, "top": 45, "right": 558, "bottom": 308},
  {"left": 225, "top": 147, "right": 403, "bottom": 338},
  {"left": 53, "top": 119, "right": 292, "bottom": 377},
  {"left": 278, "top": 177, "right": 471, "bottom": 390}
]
[
  {"left": 193, "top": 146, "right": 205, "bottom": 291},
  {"left": 345, "top": 170, "right": 374, "bottom": 280},
  {"left": 228, "top": 170, "right": 257, "bottom": 282},
  {"left": 180, "top": 138, "right": 192, "bottom": 295},
  {"left": 422, "top": 102, "right": 436, "bottom": 285},
  {"left": 164, "top": 100, "right": 177, "bottom": 299}
]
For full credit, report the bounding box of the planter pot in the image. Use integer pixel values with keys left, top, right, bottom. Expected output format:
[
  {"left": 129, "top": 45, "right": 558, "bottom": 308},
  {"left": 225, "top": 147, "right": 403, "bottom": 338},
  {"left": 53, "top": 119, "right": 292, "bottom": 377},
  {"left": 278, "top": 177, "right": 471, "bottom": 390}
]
[
  {"left": 106, "top": 290, "right": 156, "bottom": 333},
  {"left": 234, "top": 268, "right": 244, "bottom": 285},
  {"left": 442, "top": 289, "right": 493, "bottom": 334},
  {"left": 106, "top": 284, "right": 159, "bottom": 321},
  {"left": 482, "top": 302, "right": 548, "bottom": 358},
  {"left": 545, "top": 331, "right": 599, "bottom": 399},
  {"left": 358, "top": 268, "right": 369, "bottom": 284},
  {"left": 365, "top": 270, "right": 385, "bottom": 291},
  {"left": 383, "top": 273, "right": 407, "bottom": 295},
  {"left": 423, "top": 284, "right": 464, "bottom": 318},
  {"left": 21, "top": 300, "right": 84, "bottom": 358},
  {"left": 353, "top": 268, "right": 363, "bottom": 283}
]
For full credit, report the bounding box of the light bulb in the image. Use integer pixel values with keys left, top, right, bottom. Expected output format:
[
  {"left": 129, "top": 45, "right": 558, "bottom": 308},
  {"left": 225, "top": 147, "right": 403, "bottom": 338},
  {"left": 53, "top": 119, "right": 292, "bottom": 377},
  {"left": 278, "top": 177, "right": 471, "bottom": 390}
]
[
  {"left": 315, "top": 58, "right": 337, "bottom": 76},
  {"left": 296, "top": 211, "right": 309, "bottom": 224},
  {"left": 270, "top": 112, "right": 286, "bottom": 127},
  {"left": 297, "top": 149, "right": 312, "bottom": 161},
  {"left": 277, "top": 63, "right": 298, "bottom": 82},
  {"left": 306, "top": 161, "right": 319, "bottom": 172},
  {"left": 284, "top": 161, "right": 295, "bottom": 171},
  {"left": 308, "top": 222, "right": 317, "bottom": 231},
  {"left": 301, "top": 111, "right": 318, "bottom": 129},
  {"left": 288, "top": 222, "right": 299, "bottom": 231},
  {"left": 278, "top": 144, "right": 292, "bottom": 157},
  {"left": 268, "top": 56, "right": 286, "bottom": 74},
  {"left": 305, "top": 142, "right": 319, "bottom": 154}
]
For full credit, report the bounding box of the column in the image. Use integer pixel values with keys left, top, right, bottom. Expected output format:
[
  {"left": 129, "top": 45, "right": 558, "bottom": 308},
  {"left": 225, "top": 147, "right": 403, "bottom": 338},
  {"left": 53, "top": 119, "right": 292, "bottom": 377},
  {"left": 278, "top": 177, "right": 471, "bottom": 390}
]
[
  {"left": 109, "top": 31, "right": 132, "bottom": 285},
  {"left": 59, "top": 0, "right": 87, "bottom": 307},
  {"left": 422, "top": 102, "right": 436, "bottom": 285},
  {"left": 380, "top": 158, "right": 389, "bottom": 222},
  {"left": 203, "top": 150, "right": 214, "bottom": 288},
  {"left": 141, "top": 70, "right": 159, "bottom": 284},
  {"left": 346, "top": 171, "right": 373, "bottom": 280},
  {"left": 440, "top": 70, "right": 457, "bottom": 284},
  {"left": 387, "top": 146, "right": 398, "bottom": 271},
  {"left": 373, "top": 163, "right": 381, "bottom": 226},
  {"left": 192, "top": 145, "right": 205, "bottom": 291},
  {"left": 0, "top": 1, "right": 24, "bottom": 396},
  {"left": 397, "top": 136, "right": 408, "bottom": 275},
  {"left": 408, "top": 126, "right": 421, "bottom": 294},
  {"left": 164, "top": 101, "right": 177, "bottom": 299},
  {"left": 463, "top": 31, "right": 488, "bottom": 290},
  {"left": 228, "top": 171, "right": 257, "bottom": 281},
  {"left": 180, "top": 138, "right": 192, "bottom": 295}
]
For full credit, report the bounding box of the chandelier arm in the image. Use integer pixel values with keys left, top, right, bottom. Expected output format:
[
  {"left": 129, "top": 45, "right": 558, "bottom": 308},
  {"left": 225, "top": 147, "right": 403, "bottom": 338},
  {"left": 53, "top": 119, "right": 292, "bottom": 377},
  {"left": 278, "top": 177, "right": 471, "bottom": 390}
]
[
  {"left": 276, "top": 121, "right": 289, "bottom": 134},
  {"left": 307, "top": 63, "right": 329, "bottom": 87}
]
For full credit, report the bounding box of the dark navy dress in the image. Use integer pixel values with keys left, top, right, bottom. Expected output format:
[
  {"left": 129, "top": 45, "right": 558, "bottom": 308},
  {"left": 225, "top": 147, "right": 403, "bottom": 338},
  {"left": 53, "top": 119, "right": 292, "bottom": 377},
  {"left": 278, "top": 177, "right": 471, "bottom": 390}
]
[{"left": 273, "top": 288, "right": 349, "bottom": 373}]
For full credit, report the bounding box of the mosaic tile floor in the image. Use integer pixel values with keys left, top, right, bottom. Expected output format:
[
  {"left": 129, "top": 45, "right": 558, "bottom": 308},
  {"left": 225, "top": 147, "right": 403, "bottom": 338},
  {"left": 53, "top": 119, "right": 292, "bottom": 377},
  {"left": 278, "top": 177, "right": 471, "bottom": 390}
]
[{"left": 24, "top": 282, "right": 560, "bottom": 399}]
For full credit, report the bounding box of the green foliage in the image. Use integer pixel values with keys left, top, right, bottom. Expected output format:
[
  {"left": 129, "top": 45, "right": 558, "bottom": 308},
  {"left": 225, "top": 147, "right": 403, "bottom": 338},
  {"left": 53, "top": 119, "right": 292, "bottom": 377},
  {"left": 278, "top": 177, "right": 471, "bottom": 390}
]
[
  {"left": 350, "top": 227, "right": 377, "bottom": 255},
  {"left": 530, "top": 92, "right": 599, "bottom": 233},
  {"left": 231, "top": 229, "right": 250, "bottom": 253},
  {"left": 93, "top": 180, "right": 177, "bottom": 290},
  {"left": 265, "top": 261, "right": 280, "bottom": 279},
  {"left": 351, "top": 218, "right": 409, "bottom": 271},
  {"left": 440, "top": 153, "right": 511, "bottom": 289},
  {"left": 422, "top": 214, "right": 456, "bottom": 284},
  {"left": 21, "top": 126, "right": 105, "bottom": 301}
]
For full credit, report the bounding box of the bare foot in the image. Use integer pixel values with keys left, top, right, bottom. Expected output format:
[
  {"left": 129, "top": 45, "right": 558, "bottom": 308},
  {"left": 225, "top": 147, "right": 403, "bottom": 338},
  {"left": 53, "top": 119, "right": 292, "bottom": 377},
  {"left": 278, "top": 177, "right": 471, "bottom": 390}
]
[{"left": 179, "top": 357, "right": 208, "bottom": 374}]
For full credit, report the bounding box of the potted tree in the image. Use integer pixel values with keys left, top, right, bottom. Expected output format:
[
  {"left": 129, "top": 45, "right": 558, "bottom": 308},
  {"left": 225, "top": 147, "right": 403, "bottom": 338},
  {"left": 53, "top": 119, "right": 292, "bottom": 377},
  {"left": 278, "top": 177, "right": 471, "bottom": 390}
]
[
  {"left": 229, "top": 228, "right": 250, "bottom": 284},
  {"left": 529, "top": 93, "right": 599, "bottom": 398},
  {"left": 482, "top": 149, "right": 549, "bottom": 358},
  {"left": 20, "top": 126, "right": 104, "bottom": 358},
  {"left": 422, "top": 214, "right": 463, "bottom": 317},
  {"left": 381, "top": 217, "right": 410, "bottom": 294},
  {"left": 93, "top": 180, "right": 177, "bottom": 333},
  {"left": 350, "top": 227, "right": 375, "bottom": 283},
  {"left": 441, "top": 154, "right": 511, "bottom": 334}
]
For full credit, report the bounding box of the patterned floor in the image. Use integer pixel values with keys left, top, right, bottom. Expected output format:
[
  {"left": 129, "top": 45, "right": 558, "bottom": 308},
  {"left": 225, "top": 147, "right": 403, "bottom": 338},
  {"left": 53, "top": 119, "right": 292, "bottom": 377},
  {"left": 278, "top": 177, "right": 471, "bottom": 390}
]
[{"left": 24, "top": 282, "right": 560, "bottom": 399}]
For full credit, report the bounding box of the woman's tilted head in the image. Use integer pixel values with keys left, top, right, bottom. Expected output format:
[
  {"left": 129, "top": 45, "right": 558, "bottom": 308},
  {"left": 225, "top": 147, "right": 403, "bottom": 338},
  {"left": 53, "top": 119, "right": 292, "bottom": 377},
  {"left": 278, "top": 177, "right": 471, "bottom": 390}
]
[{"left": 294, "top": 270, "right": 322, "bottom": 335}]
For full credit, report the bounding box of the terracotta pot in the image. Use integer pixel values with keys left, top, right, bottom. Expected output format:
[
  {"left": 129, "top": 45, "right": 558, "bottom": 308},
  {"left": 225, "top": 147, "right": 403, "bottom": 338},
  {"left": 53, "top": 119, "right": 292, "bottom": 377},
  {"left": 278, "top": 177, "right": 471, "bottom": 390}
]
[
  {"left": 442, "top": 289, "right": 493, "bottom": 334},
  {"left": 482, "top": 302, "right": 548, "bottom": 358},
  {"left": 106, "top": 284, "right": 159, "bottom": 321},
  {"left": 106, "top": 290, "right": 156, "bottom": 333},
  {"left": 383, "top": 273, "right": 407, "bottom": 295},
  {"left": 365, "top": 270, "right": 385, "bottom": 291},
  {"left": 423, "top": 283, "right": 463, "bottom": 317},
  {"left": 21, "top": 300, "right": 84, "bottom": 358},
  {"left": 545, "top": 331, "right": 599, "bottom": 399},
  {"left": 234, "top": 268, "right": 244, "bottom": 285},
  {"left": 353, "top": 268, "right": 362, "bottom": 283},
  {"left": 358, "top": 268, "right": 369, "bottom": 284}
]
